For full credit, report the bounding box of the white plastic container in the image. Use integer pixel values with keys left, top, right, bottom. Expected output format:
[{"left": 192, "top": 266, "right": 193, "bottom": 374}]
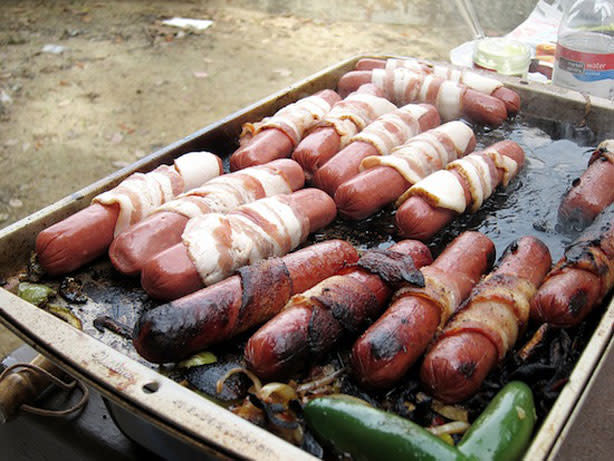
[{"left": 552, "top": 0, "right": 614, "bottom": 99}]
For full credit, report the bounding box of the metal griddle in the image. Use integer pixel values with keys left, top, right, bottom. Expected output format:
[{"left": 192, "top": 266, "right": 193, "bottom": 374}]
[{"left": 1, "top": 56, "right": 614, "bottom": 460}]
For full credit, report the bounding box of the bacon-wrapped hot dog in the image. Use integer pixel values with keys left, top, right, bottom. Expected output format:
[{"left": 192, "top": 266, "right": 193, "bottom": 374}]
[
  {"left": 229, "top": 90, "right": 340, "bottom": 171},
  {"left": 140, "top": 188, "right": 337, "bottom": 301},
  {"left": 245, "top": 240, "right": 433, "bottom": 379},
  {"left": 352, "top": 57, "right": 521, "bottom": 115},
  {"left": 338, "top": 67, "right": 508, "bottom": 126},
  {"left": 109, "top": 159, "right": 305, "bottom": 276},
  {"left": 395, "top": 140, "right": 524, "bottom": 240},
  {"left": 312, "top": 104, "right": 441, "bottom": 196},
  {"left": 292, "top": 84, "right": 396, "bottom": 180},
  {"left": 421, "top": 236, "right": 551, "bottom": 403},
  {"left": 531, "top": 207, "right": 614, "bottom": 327},
  {"left": 558, "top": 140, "right": 614, "bottom": 231},
  {"left": 351, "top": 231, "right": 495, "bottom": 388},
  {"left": 334, "top": 121, "right": 475, "bottom": 220},
  {"left": 133, "top": 239, "right": 358, "bottom": 363},
  {"left": 36, "top": 152, "right": 223, "bottom": 276}
]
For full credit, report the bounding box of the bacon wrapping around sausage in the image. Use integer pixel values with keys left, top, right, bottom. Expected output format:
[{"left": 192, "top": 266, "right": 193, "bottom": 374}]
[
  {"left": 353, "top": 57, "right": 521, "bottom": 115},
  {"left": 133, "top": 239, "right": 359, "bottom": 363},
  {"left": 351, "top": 231, "right": 495, "bottom": 388},
  {"left": 334, "top": 121, "right": 475, "bottom": 220},
  {"left": 230, "top": 90, "right": 341, "bottom": 171},
  {"left": 558, "top": 140, "right": 614, "bottom": 231},
  {"left": 338, "top": 67, "right": 508, "bottom": 126},
  {"left": 531, "top": 206, "right": 614, "bottom": 327},
  {"left": 109, "top": 159, "right": 305, "bottom": 276},
  {"left": 395, "top": 140, "right": 525, "bottom": 240},
  {"left": 244, "top": 240, "right": 433, "bottom": 379},
  {"left": 421, "top": 236, "right": 552, "bottom": 403},
  {"left": 312, "top": 104, "right": 441, "bottom": 196},
  {"left": 36, "top": 151, "right": 223, "bottom": 276},
  {"left": 140, "top": 188, "right": 337, "bottom": 300},
  {"left": 292, "top": 84, "right": 396, "bottom": 179}
]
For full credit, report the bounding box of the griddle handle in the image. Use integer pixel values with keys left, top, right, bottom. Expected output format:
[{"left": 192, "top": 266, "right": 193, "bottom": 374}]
[{"left": 0, "top": 354, "right": 64, "bottom": 423}]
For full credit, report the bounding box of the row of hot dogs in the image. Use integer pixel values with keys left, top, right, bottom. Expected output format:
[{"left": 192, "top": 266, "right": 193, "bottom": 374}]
[{"left": 31, "top": 57, "right": 614, "bottom": 405}]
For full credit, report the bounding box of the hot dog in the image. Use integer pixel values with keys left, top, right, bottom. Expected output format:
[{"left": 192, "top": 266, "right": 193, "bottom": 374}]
[
  {"left": 133, "top": 239, "right": 359, "bottom": 363},
  {"left": 558, "top": 140, "right": 614, "bottom": 231},
  {"left": 421, "top": 236, "right": 551, "bottom": 403},
  {"left": 140, "top": 188, "right": 337, "bottom": 300},
  {"left": 351, "top": 231, "right": 495, "bottom": 388},
  {"left": 245, "top": 240, "right": 433, "bottom": 379},
  {"left": 229, "top": 90, "right": 341, "bottom": 171},
  {"left": 395, "top": 140, "right": 524, "bottom": 240},
  {"left": 108, "top": 159, "right": 305, "bottom": 276},
  {"left": 333, "top": 121, "right": 475, "bottom": 220},
  {"left": 36, "top": 152, "right": 223, "bottom": 276},
  {"left": 292, "top": 84, "right": 396, "bottom": 180},
  {"left": 312, "top": 104, "right": 442, "bottom": 197},
  {"left": 352, "top": 58, "right": 521, "bottom": 115},
  {"left": 337, "top": 68, "right": 508, "bottom": 126},
  {"left": 531, "top": 207, "right": 614, "bottom": 327}
]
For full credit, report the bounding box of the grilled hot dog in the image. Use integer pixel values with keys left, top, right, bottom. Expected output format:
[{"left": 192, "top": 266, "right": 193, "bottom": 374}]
[
  {"left": 421, "top": 236, "right": 551, "bottom": 403},
  {"left": 245, "top": 240, "right": 433, "bottom": 379},
  {"left": 558, "top": 140, "right": 614, "bottom": 231},
  {"left": 133, "top": 239, "right": 359, "bottom": 363},
  {"left": 351, "top": 231, "right": 495, "bottom": 388}
]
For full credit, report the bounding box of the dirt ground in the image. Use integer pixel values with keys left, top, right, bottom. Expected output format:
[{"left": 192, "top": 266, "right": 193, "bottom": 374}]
[{"left": 0, "top": 0, "right": 532, "bottom": 354}]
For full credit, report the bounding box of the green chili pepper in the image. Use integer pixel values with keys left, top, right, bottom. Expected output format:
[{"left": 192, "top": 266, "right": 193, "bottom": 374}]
[
  {"left": 17, "top": 282, "right": 56, "bottom": 306},
  {"left": 303, "top": 381, "right": 536, "bottom": 461},
  {"left": 457, "top": 381, "right": 536, "bottom": 461},
  {"left": 303, "top": 394, "right": 464, "bottom": 461}
]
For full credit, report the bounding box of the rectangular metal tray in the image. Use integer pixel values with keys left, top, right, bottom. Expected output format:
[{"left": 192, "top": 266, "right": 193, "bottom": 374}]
[{"left": 1, "top": 55, "right": 614, "bottom": 460}]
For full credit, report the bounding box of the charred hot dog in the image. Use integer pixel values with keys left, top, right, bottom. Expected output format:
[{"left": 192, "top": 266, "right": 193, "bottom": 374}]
[
  {"left": 351, "top": 231, "right": 495, "bottom": 388},
  {"left": 245, "top": 240, "right": 433, "bottom": 379},
  {"left": 133, "top": 239, "right": 358, "bottom": 363},
  {"left": 421, "top": 236, "right": 551, "bottom": 403}
]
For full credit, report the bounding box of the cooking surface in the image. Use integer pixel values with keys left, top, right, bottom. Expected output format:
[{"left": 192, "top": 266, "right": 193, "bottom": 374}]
[{"left": 2, "top": 102, "right": 612, "bottom": 458}]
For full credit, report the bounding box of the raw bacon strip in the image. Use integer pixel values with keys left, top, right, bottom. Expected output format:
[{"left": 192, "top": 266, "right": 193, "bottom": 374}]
[
  {"left": 133, "top": 240, "right": 359, "bottom": 363},
  {"left": 532, "top": 206, "right": 614, "bottom": 327},
  {"left": 312, "top": 104, "right": 441, "bottom": 196},
  {"left": 340, "top": 67, "right": 508, "bottom": 125},
  {"left": 292, "top": 84, "right": 397, "bottom": 177},
  {"left": 108, "top": 159, "right": 304, "bottom": 276},
  {"left": 315, "top": 87, "right": 397, "bottom": 148},
  {"left": 395, "top": 141, "right": 524, "bottom": 240},
  {"left": 139, "top": 189, "right": 337, "bottom": 301},
  {"left": 360, "top": 121, "right": 474, "bottom": 186},
  {"left": 93, "top": 151, "right": 223, "bottom": 236},
  {"left": 230, "top": 90, "right": 340, "bottom": 171},
  {"left": 245, "top": 240, "right": 433, "bottom": 379},
  {"left": 421, "top": 236, "right": 551, "bottom": 403},
  {"left": 351, "top": 232, "right": 495, "bottom": 388},
  {"left": 183, "top": 194, "right": 310, "bottom": 286},
  {"left": 36, "top": 151, "right": 223, "bottom": 275}
]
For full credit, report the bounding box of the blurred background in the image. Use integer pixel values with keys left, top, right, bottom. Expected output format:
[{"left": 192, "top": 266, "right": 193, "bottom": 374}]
[{"left": 0, "top": 0, "right": 541, "bottom": 353}]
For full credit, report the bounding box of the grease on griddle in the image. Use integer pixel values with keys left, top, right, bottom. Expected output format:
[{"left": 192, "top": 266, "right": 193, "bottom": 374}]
[{"left": 59, "top": 276, "right": 88, "bottom": 304}]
